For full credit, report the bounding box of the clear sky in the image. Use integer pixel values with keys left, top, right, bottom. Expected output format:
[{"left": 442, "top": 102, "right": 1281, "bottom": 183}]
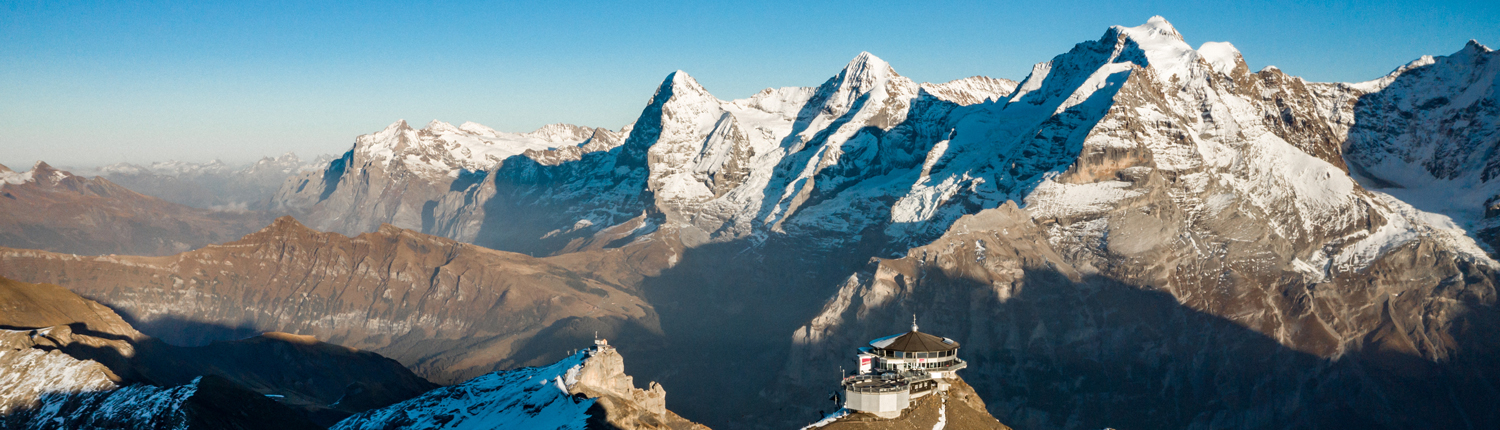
[{"left": 3, "top": 0, "right": 1497, "bottom": 169}]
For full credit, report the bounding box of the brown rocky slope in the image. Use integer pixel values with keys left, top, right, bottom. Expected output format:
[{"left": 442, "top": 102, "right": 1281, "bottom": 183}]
[
  {"left": 0, "top": 161, "right": 268, "bottom": 256},
  {"left": 0, "top": 216, "right": 673, "bottom": 384}
]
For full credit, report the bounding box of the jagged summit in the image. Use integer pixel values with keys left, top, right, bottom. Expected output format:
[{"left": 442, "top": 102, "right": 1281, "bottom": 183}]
[
  {"left": 424, "top": 119, "right": 461, "bottom": 133},
  {"left": 820, "top": 51, "right": 903, "bottom": 108},
  {"left": 383, "top": 119, "right": 412, "bottom": 132},
  {"left": 1197, "top": 41, "right": 1244, "bottom": 74},
  {"left": 1119, "top": 15, "right": 1183, "bottom": 40},
  {"left": 657, "top": 69, "right": 715, "bottom": 101},
  {"left": 1112, "top": 16, "right": 1201, "bottom": 80},
  {"left": 840, "top": 51, "right": 899, "bottom": 85},
  {"left": 1467, "top": 39, "right": 1494, "bottom": 53}
]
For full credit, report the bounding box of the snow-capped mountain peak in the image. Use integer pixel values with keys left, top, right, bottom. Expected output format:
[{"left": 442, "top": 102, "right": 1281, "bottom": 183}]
[
  {"left": 837, "top": 51, "right": 898, "bottom": 92},
  {"left": 1113, "top": 16, "right": 1201, "bottom": 81},
  {"left": 660, "top": 70, "right": 717, "bottom": 104},
  {"left": 1197, "top": 41, "right": 1245, "bottom": 75},
  {"left": 1122, "top": 15, "right": 1183, "bottom": 40},
  {"left": 1466, "top": 39, "right": 1494, "bottom": 53},
  {"left": 458, "top": 121, "right": 500, "bottom": 137},
  {"left": 0, "top": 162, "right": 71, "bottom": 187},
  {"left": 425, "top": 119, "right": 463, "bottom": 134},
  {"left": 382, "top": 119, "right": 413, "bottom": 133}
]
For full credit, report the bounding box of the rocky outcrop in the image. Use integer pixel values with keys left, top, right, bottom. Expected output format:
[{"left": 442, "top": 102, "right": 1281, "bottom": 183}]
[
  {"left": 568, "top": 343, "right": 706, "bottom": 430},
  {"left": 0, "top": 161, "right": 269, "bottom": 256},
  {"left": 815, "top": 377, "right": 1010, "bottom": 430}
]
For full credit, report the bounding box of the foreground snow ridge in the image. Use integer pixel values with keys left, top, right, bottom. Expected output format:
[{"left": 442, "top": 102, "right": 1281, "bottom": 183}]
[{"left": 333, "top": 351, "right": 593, "bottom": 430}]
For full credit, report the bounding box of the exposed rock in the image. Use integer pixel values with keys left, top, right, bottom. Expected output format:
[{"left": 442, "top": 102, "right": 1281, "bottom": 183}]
[
  {"left": 0, "top": 161, "right": 269, "bottom": 256},
  {"left": 786, "top": 202, "right": 1499, "bottom": 429},
  {"left": 568, "top": 343, "right": 707, "bottom": 430},
  {"left": 816, "top": 377, "right": 1009, "bottom": 430},
  {"left": 0, "top": 216, "right": 668, "bottom": 384}
]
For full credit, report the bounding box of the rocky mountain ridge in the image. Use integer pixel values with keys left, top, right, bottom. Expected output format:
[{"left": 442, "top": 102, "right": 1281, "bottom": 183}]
[
  {"left": 5, "top": 15, "right": 1498, "bottom": 430},
  {"left": 0, "top": 161, "right": 270, "bottom": 256},
  {"left": 0, "top": 215, "right": 674, "bottom": 385}
]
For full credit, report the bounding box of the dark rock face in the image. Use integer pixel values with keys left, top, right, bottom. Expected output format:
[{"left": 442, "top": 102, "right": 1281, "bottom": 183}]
[{"left": 787, "top": 205, "right": 1498, "bottom": 430}]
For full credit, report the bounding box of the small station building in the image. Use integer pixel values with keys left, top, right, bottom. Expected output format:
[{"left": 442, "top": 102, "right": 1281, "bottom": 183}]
[{"left": 840, "top": 319, "right": 966, "bottom": 418}]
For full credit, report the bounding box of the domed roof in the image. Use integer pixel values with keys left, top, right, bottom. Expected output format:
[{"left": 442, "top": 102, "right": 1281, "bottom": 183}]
[{"left": 869, "top": 330, "right": 959, "bottom": 352}]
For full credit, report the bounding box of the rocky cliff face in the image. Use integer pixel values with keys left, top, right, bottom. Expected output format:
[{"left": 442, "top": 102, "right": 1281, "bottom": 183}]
[
  {"left": 0, "top": 216, "right": 669, "bottom": 384},
  {"left": 0, "top": 162, "right": 269, "bottom": 256},
  {"left": 334, "top": 345, "right": 706, "bottom": 430},
  {"left": 567, "top": 344, "right": 706, "bottom": 430},
  {"left": 786, "top": 202, "right": 1497, "bottom": 429},
  {"left": 271, "top": 53, "right": 1017, "bottom": 257}
]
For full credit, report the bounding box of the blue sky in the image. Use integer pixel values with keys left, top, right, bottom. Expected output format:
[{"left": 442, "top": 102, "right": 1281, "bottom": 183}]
[{"left": 3, "top": 0, "right": 1497, "bottom": 168}]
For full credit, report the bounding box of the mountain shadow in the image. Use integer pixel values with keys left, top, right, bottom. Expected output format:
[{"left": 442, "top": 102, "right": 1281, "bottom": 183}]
[{"left": 768, "top": 244, "right": 1500, "bottom": 430}]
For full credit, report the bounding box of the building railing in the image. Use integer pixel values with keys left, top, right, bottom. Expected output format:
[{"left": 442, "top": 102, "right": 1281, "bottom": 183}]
[
  {"left": 871, "top": 357, "right": 967, "bottom": 373},
  {"left": 841, "top": 374, "right": 910, "bottom": 394}
]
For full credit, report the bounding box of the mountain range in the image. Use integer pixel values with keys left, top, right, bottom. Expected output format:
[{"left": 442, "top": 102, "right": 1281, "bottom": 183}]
[{"left": 2, "top": 15, "right": 1497, "bottom": 430}]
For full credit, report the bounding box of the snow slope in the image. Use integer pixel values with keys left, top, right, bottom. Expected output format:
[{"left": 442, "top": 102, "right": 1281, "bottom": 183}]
[
  {"left": 335, "top": 351, "right": 594, "bottom": 430},
  {"left": 1343, "top": 40, "right": 1500, "bottom": 249}
]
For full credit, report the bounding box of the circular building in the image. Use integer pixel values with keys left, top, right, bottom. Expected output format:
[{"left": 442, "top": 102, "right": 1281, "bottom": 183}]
[
  {"left": 858, "top": 321, "right": 965, "bottom": 379},
  {"left": 842, "top": 320, "right": 968, "bottom": 418}
]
